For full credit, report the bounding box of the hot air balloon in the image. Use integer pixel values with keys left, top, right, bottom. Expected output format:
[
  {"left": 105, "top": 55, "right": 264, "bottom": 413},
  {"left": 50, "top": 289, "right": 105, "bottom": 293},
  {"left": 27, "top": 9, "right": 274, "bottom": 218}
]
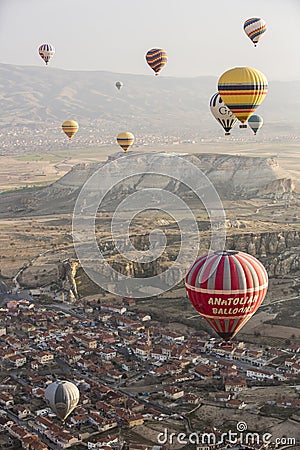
[
  {"left": 185, "top": 250, "right": 268, "bottom": 342},
  {"left": 145, "top": 48, "right": 168, "bottom": 75},
  {"left": 44, "top": 380, "right": 79, "bottom": 421},
  {"left": 248, "top": 114, "right": 263, "bottom": 135},
  {"left": 115, "top": 81, "right": 123, "bottom": 91},
  {"left": 38, "top": 43, "right": 55, "bottom": 65},
  {"left": 244, "top": 18, "right": 267, "bottom": 47},
  {"left": 117, "top": 132, "right": 134, "bottom": 152},
  {"left": 62, "top": 120, "right": 79, "bottom": 139},
  {"left": 209, "top": 93, "right": 237, "bottom": 136},
  {"left": 218, "top": 67, "right": 268, "bottom": 128}
]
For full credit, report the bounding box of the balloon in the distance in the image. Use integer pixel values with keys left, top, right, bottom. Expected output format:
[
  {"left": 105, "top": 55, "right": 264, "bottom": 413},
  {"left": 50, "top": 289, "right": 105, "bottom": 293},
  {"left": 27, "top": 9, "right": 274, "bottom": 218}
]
[
  {"left": 145, "top": 48, "right": 168, "bottom": 75},
  {"left": 115, "top": 81, "right": 123, "bottom": 90},
  {"left": 117, "top": 132, "right": 135, "bottom": 152},
  {"left": 209, "top": 93, "right": 237, "bottom": 135},
  {"left": 218, "top": 67, "right": 268, "bottom": 127},
  {"left": 38, "top": 43, "right": 55, "bottom": 65},
  {"left": 185, "top": 250, "right": 268, "bottom": 341},
  {"left": 248, "top": 114, "right": 263, "bottom": 135},
  {"left": 244, "top": 18, "right": 267, "bottom": 47},
  {"left": 62, "top": 120, "right": 79, "bottom": 139},
  {"left": 44, "top": 380, "right": 79, "bottom": 421}
]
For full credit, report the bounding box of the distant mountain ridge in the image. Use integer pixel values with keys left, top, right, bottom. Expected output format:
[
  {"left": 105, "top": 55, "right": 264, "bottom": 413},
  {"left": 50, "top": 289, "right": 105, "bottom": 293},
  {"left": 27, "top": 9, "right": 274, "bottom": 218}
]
[{"left": 0, "top": 63, "right": 299, "bottom": 135}]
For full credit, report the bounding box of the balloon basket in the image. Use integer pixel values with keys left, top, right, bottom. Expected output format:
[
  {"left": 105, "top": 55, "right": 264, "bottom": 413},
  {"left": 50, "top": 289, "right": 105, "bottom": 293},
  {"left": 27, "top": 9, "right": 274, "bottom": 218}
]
[
  {"left": 225, "top": 132, "right": 230, "bottom": 136},
  {"left": 220, "top": 341, "right": 233, "bottom": 350},
  {"left": 239, "top": 124, "right": 247, "bottom": 129}
]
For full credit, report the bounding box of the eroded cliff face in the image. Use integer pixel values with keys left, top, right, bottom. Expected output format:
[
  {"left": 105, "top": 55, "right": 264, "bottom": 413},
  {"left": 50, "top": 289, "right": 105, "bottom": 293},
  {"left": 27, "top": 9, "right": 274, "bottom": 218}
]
[
  {"left": 93, "top": 230, "right": 300, "bottom": 282},
  {"left": 16, "top": 230, "right": 300, "bottom": 293},
  {"left": 226, "top": 231, "right": 300, "bottom": 277}
]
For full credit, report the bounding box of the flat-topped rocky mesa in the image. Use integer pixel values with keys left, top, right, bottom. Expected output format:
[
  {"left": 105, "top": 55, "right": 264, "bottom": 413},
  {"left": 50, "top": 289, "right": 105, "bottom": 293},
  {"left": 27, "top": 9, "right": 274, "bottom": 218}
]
[{"left": 0, "top": 152, "right": 295, "bottom": 217}]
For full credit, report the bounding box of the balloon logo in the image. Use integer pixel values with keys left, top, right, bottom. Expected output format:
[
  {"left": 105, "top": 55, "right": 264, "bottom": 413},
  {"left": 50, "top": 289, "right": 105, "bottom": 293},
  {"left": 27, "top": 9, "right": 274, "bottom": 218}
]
[
  {"left": 244, "top": 18, "right": 267, "bottom": 47},
  {"left": 38, "top": 43, "right": 55, "bottom": 65},
  {"left": 145, "top": 48, "right": 168, "bottom": 75},
  {"left": 218, "top": 67, "right": 268, "bottom": 127},
  {"left": 62, "top": 120, "right": 79, "bottom": 139},
  {"left": 117, "top": 132, "right": 135, "bottom": 152},
  {"left": 185, "top": 250, "right": 268, "bottom": 341}
]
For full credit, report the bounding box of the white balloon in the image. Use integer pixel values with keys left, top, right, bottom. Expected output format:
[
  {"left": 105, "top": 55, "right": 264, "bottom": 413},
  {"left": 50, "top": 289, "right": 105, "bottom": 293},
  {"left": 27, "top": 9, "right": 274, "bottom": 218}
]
[{"left": 209, "top": 92, "right": 237, "bottom": 135}]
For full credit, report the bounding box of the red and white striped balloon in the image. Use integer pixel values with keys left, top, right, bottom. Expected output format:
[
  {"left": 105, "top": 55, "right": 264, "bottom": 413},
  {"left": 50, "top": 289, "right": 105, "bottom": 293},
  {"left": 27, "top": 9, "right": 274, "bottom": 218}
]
[{"left": 185, "top": 250, "right": 268, "bottom": 341}]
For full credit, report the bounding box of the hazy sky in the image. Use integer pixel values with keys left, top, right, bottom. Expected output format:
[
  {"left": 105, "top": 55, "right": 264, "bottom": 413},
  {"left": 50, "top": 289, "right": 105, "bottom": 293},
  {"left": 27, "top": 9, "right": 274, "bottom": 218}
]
[{"left": 0, "top": 0, "right": 299, "bottom": 80}]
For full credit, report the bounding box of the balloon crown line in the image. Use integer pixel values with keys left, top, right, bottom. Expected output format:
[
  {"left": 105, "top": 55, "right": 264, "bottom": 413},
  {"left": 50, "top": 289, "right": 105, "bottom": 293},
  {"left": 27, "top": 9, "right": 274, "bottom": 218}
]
[{"left": 214, "top": 250, "right": 239, "bottom": 256}]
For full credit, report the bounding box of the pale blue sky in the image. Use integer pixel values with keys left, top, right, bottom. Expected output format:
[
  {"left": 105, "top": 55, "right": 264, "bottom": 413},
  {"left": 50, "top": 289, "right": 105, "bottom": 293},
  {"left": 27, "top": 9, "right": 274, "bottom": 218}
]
[{"left": 0, "top": 0, "right": 299, "bottom": 80}]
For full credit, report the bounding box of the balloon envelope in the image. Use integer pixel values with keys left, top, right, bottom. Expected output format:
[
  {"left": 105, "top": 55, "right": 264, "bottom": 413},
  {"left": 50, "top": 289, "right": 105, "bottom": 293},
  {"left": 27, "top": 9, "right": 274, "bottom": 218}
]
[
  {"left": 62, "top": 120, "right": 79, "bottom": 139},
  {"left": 248, "top": 114, "right": 263, "bottom": 135},
  {"left": 185, "top": 250, "right": 268, "bottom": 341},
  {"left": 44, "top": 380, "right": 79, "bottom": 421},
  {"left": 218, "top": 67, "right": 268, "bottom": 125},
  {"left": 209, "top": 93, "right": 237, "bottom": 135},
  {"left": 117, "top": 132, "right": 134, "bottom": 152},
  {"left": 116, "top": 81, "right": 123, "bottom": 90},
  {"left": 38, "top": 43, "right": 55, "bottom": 65},
  {"left": 145, "top": 48, "right": 168, "bottom": 75},
  {"left": 244, "top": 18, "right": 266, "bottom": 46}
]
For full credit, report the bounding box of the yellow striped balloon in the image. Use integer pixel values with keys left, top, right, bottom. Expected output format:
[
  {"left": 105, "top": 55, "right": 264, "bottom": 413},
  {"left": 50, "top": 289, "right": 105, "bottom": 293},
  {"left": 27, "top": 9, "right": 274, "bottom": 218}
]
[
  {"left": 62, "top": 120, "right": 79, "bottom": 139},
  {"left": 218, "top": 67, "right": 268, "bottom": 127},
  {"left": 117, "top": 132, "right": 135, "bottom": 152}
]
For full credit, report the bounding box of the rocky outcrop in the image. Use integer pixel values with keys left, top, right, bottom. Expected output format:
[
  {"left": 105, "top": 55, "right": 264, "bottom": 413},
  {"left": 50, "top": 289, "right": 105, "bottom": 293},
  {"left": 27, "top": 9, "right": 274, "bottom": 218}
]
[
  {"left": 226, "top": 231, "right": 300, "bottom": 277},
  {"left": 257, "top": 178, "right": 295, "bottom": 199},
  {"left": 18, "top": 258, "right": 79, "bottom": 295},
  {"left": 61, "top": 259, "right": 79, "bottom": 299}
]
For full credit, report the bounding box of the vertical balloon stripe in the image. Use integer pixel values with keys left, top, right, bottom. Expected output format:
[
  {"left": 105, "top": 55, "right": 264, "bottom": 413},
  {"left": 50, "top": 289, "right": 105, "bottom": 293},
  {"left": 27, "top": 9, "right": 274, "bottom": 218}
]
[
  {"left": 213, "top": 255, "right": 225, "bottom": 290},
  {"left": 186, "top": 253, "right": 207, "bottom": 286},
  {"left": 230, "top": 255, "right": 247, "bottom": 291}
]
